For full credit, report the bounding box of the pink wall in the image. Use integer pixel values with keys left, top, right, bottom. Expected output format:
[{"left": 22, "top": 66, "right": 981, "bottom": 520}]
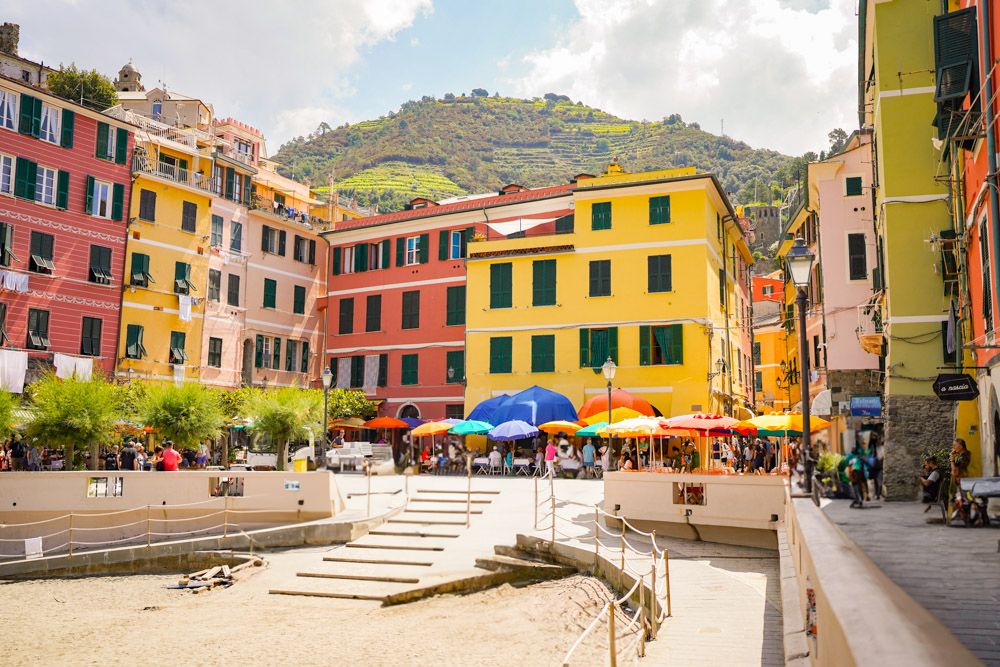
[{"left": 200, "top": 198, "right": 247, "bottom": 388}]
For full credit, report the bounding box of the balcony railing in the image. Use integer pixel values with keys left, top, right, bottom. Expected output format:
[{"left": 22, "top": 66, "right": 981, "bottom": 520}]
[
  {"left": 251, "top": 196, "right": 327, "bottom": 228},
  {"left": 132, "top": 154, "right": 213, "bottom": 192}
]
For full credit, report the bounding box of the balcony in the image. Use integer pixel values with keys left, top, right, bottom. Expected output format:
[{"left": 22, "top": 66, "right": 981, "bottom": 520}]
[
  {"left": 856, "top": 299, "right": 885, "bottom": 356},
  {"left": 480, "top": 214, "right": 575, "bottom": 241},
  {"left": 250, "top": 196, "right": 327, "bottom": 229},
  {"left": 132, "top": 154, "right": 213, "bottom": 192}
]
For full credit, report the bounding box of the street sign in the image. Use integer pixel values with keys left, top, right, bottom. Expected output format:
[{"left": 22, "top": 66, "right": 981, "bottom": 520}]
[
  {"left": 932, "top": 373, "right": 980, "bottom": 401},
  {"left": 850, "top": 396, "right": 881, "bottom": 417}
]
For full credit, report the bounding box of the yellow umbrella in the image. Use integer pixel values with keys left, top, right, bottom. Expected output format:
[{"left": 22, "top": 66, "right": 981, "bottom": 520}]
[
  {"left": 735, "top": 412, "right": 830, "bottom": 435},
  {"left": 582, "top": 406, "right": 643, "bottom": 426},
  {"left": 538, "top": 420, "right": 582, "bottom": 435},
  {"left": 410, "top": 421, "right": 454, "bottom": 436},
  {"left": 604, "top": 416, "right": 663, "bottom": 438},
  {"left": 790, "top": 413, "right": 831, "bottom": 433}
]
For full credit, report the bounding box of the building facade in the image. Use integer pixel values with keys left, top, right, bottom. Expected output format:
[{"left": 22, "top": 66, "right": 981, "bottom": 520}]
[
  {"left": 464, "top": 166, "right": 755, "bottom": 418},
  {"left": 0, "top": 76, "right": 133, "bottom": 386}
]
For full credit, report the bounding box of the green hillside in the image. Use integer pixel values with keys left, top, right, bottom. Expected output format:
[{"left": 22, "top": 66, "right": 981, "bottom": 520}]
[{"left": 274, "top": 94, "right": 806, "bottom": 216}]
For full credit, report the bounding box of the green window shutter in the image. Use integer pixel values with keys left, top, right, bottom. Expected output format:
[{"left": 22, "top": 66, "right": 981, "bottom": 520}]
[
  {"left": 845, "top": 176, "right": 863, "bottom": 197},
  {"left": 401, "top": 291, "right": 420, "bottom": 329},
  {"left": 639, "top": 326, "right": 651, "bottom": 366},
  {"left": 366, "top": 294, "right": 381, "bottom": 332},
  {"left": 242, "top": 175, "right": 252, "bottom": 205},
  {"left": 273, "top": 338, "right": 281, "bottom": 369},
  {"left": 401, "top": 354, "right": 419, "bottom": 385},
  {"left": 719, "top": 268, "right": 726, "bottom": 304},
  {"left": 55, "top": 171, "right": 69, "bottom": 210},
  {"left": 396, "top": 237, "right": 405, "bottom": 266},
  {"left": 377, "top": 353, "right": 388, "bottom": 386},
  {"left": 111, "top": 183, "right": 124, "bottom": 221},
  {"left": 255, "top": 335, "right": 264, "bottom": 368},
  {"left": 355, "top": 242, "right": 367, "bottom": 271},
  {"left": 418, "top": 233, "right": 429, "bottom": 263},
  {"left": 446, "top": 350, "right": 465, "bottom": 384},
  {"left": 532, "top": 259, "right": 556, "bottom": 306},
  {"left": 115, "top": 128, "right": 128, "bottom": 164},
  {"left": 332, "top": 246, "right": 341, "bottom": 275},
  {"left": 608, "top": 327, "right": 618, "bottom": 364},
  {"left": 301, "top": 341, "right": 310, "bottom": 373},
  {"left": 490, "top": 263, "right": 512, "bottom": 308},
  {"left": 96, "top": 121, "right": 109, "bottom": 158},
  {"left": 125, "top": 324, "right": 138, "bottom": 358},
  {"left": 225, "top": 168, "right": 235, "bottom": 199},
  {"left": 463, "top": 227, "right": 475, "bottom": 256},
  {"left": 439, "top": 230, "right": 449, "bottom": 260},
  {"left": 531, "top": 335, "right": 554, "bottom": 373},
  {"left": 60, "top": 109, "right": 74, "bottom": 148},
  {"left": 555, "top": 215, "right": 574, "bottom": 234},
  {"left": 589, "top": 260, "right": 610, "bottom": 296},
  {"left": 14, "top": 158, "right": 37, "bottom": 200},
  {"left": 278, "top": 230, "right": 287, "bottom": 256},
  {"left": 263, "top": 278, "right": 276, "bottom": 308},
  {"left": 85, "top": 175, "right": 95, "bottom": 214},
  {"left": 665, "top": 324, "right": 683, "bottom": 364},
  {"left": 446, "top": 285, "right": 466, "bottom": 326},
  {"left": 648, "top": 255, "right": 671, "bottom": 293},
  {"left": 490, "top": 337, "right": 512, "bottom": 374},
  {"left": 285, "top": 339, "right": 295, "bottom": 371},
  {"left": 293, "top": 285, "right": 306, "bottom": 314},
  {"left": 649, "top": 195, "right": 670, "bottom": 225},
  {"left": 19, "top": 94, "right": 37, "bottom": 135},
  {"left": 592, "top": 202, "right": 611, "bottom": 230},
  {"left": 579, "top": 329, "right": 589, "bottom": 367},
  {"left": 381, "top": 239, "right": 390, "bottom": 268}
]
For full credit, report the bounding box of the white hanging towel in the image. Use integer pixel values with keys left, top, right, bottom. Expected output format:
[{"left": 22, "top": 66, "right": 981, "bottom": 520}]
[
  {"left": 173, "top": 364, "right": 185, "bottom": 386},
  {"left": 336, "top": 357, "right": 351, "bottom": 389},
  {"left": 178, "top": 294, "right": 193, "bottom": 322},
  {"left": 15, "top": 273, "right": 29, "bottom": 293},
  {"left": 73, "top": 356, "right": 93, "bottom": 381},
  {"left": 53, "top": 353, "right": 75, "bottom": 379},
  {"left": 362, "top": 354, "right": 379, "bottom": 395},
  {"left": 0, "top": 349, "right": 28, "bottom": 393}
]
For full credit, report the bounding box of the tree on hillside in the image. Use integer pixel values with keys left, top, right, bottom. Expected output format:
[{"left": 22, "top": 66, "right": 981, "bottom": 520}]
[
  {"left": 246, "top": 387, "right": 322, "bottom": 471},
  {"left": 46, "top": 64, "right": 118, "bottom": 111},
  {"left": 27, "top": 374, "right": 120, "bottom": 470},
  {"left": 471, "top": 88, "right": 489, "bottom": 97},
  {"left": 138, "top": 383, "right": 225, "bottom": 451},
  {"left": 828, "top": 128, "right": 849, "bottom": 155}
]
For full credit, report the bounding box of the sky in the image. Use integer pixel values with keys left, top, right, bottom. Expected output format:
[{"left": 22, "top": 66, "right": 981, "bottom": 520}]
[{"left": 7, "top": 0, "right": 858, "bottom": 157}]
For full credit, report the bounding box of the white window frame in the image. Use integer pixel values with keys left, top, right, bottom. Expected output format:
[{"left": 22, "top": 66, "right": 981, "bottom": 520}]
[
  {"left": 762, "top": 285, "right": 772, "bottom": 295},
  {"left": 0, "top": 153, "right": 13, "bottom": 195},
  {"left": 0, "top": 89, "right": 16, "bottom": 131},
  {"left": 261, "top": 336, "right": 272, "bottom": 369},
  {"left": 90, "top": 179, "right": 113, "bottom": 218},
  {"left": 405, "top": 236, "right": 420, "bottom": 265},
  {"left": 342, "top": 246, "right": 355, "bottom": 275},
  {"left": 39, "top": 103, "right": 60, "bottom": 144},
  {"left": 369, "top": 242, "right": 382, "bottom": 269},
  {"left": 106, "top": 126, "right": 117, "bottom": 159},
  {"left": 35, "top": 165, "right": 57, "bottom": 206},
  {"left": 450, "top": 230, "right": 463, "bottom": 259}
]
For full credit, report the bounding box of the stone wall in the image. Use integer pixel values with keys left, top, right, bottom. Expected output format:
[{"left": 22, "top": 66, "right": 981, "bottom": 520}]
[
  {"left": 828, "top": 369, "right": 881, "bottom": 416},
  {"left": 883, "top": 394, "right": 954, "bottom": 500}
]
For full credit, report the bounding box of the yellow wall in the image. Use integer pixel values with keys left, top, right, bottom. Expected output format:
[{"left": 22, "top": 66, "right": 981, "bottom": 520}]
[{"left": 754, "top": 322, "right": 799, "bottom": 412}]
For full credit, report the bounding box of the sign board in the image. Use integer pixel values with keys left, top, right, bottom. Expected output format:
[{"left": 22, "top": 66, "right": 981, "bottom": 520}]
[
  {"left": 283, "top": 480, "right": 301, "bottom": 492},
  {"left": 850, "top": 396, "right": 882, "bottom": 417},
  {"left": 933, "top": 373, "right": 980, "bottom": 401},
  {"left": 24, "top": 537, "right": 43, "bottom": 560}
]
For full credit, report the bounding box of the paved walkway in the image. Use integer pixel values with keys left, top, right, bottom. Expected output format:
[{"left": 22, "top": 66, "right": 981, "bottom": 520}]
[{"left": 823, "top": 498, "right": 1000, "bottom": 665}]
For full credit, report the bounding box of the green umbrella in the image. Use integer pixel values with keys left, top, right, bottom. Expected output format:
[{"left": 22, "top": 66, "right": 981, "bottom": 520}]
[
  {"left": 448, "top": 420, "right": 493, "bottom": 436},
  {"left": 576, "top": 421, "right": 608, "bottom": 438}
]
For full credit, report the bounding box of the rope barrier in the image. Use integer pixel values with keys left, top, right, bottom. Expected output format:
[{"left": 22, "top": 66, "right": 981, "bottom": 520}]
[{"left": 560, "top": 603, "right": 609, "bottom": 665}]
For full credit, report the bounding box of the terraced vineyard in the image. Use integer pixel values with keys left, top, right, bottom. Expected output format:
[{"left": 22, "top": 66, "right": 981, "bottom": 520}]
[{"left": 274, "top": 95, "right": 803, "bottom": 215}]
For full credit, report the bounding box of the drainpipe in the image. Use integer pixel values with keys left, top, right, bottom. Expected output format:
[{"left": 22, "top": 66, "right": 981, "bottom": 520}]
[
  {"left": 858, "top": 0, "right": 868, "bottom": 128},
  {"left": 980, "top": 0, "right": 1000, "bottom": 325}
]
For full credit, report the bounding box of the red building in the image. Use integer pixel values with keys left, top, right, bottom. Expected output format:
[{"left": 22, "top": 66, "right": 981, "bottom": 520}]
[
  {"left": 0, "top": 76, "right": 133, "bottom": 385},
  {"left": 321, "top": 184, "right": 572, "bottom": 421},
  {"left": 752, "top": 273, "right": 784, "bottom": 304}
]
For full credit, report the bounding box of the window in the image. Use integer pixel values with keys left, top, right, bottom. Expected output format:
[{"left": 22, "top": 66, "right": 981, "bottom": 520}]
[
  {"left": 446, "top": 285, "right": 465, "bottom": 326},
  {"left": 0, "top": 153, "right": 12, "bottom": 194},
  {"left": 449, "top": 230, "right": 464, "bottom": 259},
  {"left": 555, "top": 214, "right": 574, "bottom": 235},
  {"left": 579, "top": 327, "right": 618, "bottom": 368},
  {"left": 346, "top": 355, "right": 363, "bottom": 387},
  {"left": 401, "top": 353, "right": 419, "bottom": 385},
  {"left": 208, "top": 269, "right": 221, "bottom": 302},
  {"left": 285, "top": 339, "right": 298, "bottom": 372},
  {"left": 753, "top": 341, "right": 761, "bottom": 365},
  {"left": 263, "top": 278, "right": 277, "bottom": 308},
  {"left": 293, "top": 235, "right": 307, "bottom": 262},
  {"left": 272, "top": 337, "right": 282, "bottom": 370},
  {"left": 87, "top": 477, "right": 123, "bottom": 498},
  {"left": 340, "top": 246, "right": 355, "bottom": 275},
  {"left": 35, "top": 165, "right": 56, "bottom": 205},
  {"left": 401, "top": 290, "right": 420, "bottom": 329},
  {"left": 490, "top": 337, "right": 513, "bottom": 373},
  {"left": 174, "top": 262, "right": 194, "bottom": 295},
  {"left": 169, "top": 331, "right": 188, "bottom": 364},
  {"left": 152, "top": 99, "right": 163, "bottom": 119},
  {"left": 339, "top": 297, "right": 354, "bottom": 334},
  {"left": 490, "top": 263, "right": 512, "bottom": 308},
  {"left": 88, "top": 245, "right": 112, "bottom": 284},
  {"left": 138, "top": 189, "right": 156, "bottom": 221},
  {"left": 0, "top": 89, "right": 15, "bottom": 130},
  {"left": 227, "top": 274, "right": 240, "bottom": 307},
  {"left": 848, "top": 233, "right": 867, "bottom": 281},
  {"left": 293, "top": 285, "right": 306, "bottom": 315},
  {"left": 255, "top": 335, "right": 270, "bottom": 369},
  {"left": 533, "top": 259, "right": 556, "bottom": 306},
  {"left": 649, "top": 195, "right": 670, "bottom": 225},
  {"left": 261, "top": 225, "right": 277, "bottom": 253},
  {"left": 366, "top": 294, "right": 381, "bottom": 332},
  {"left": 845, "top": 176, "right": 863, "bottom": 197},
  {"left": 445, "top": 404, "right": 464, "bottom": 420},
  {"left": 755, "top": 371, "right": 763, "bottom": 392},
  {"left": 446, "top": 350, "right": 465, "bottom": 384},
  {"left": 719, "top": 268, "right": 726, "bottom": 305},
  {"left": 0, "top": 222, "right": 14, "bottom": 266},
  {"left": 80, "top": 317, "right": 101, "bottom": 357},
  {"left": 87, "top": 178, "right": 112, "bottom": 218},
  {"left": 211, "top": 215, "right": 224, "bottom": 246},
  {"left": 647, "top": 255, "right": 672, "bottom": 293},
  {"left": 180, "top": 201, "right": 197, "bottom": 233},
  {"left": 639, "top": 325, "right": 683, "bottom": 365},
  {"left": 592, "top": 201, "right": 612, "bottom": 230},
  {"left": 27, "top": 308, "right": 49, "bottom": 350},
  {"left": 230, "top": 220, "right": 243, "bottom": 252},
  {"left": 982, "top": 222, "right": 993, "bottom": 331},
  {"left": 39, "top": 103, "right": 59, "bottom": 144},
  {"left": 130, "top": 253, "right": 153, "bottom": 287},
  {"left": 531, "top": 335, "right": 555, "bottom": 373},
  {"left": 367, "top": 241, "right": 383, "bottom": 269},
  {"left": 405, "top": 236, "right": 421, "bottom": 265},
  {"left": 0, "top": 302, "right": 7, "bottom": 345},
  {"left": 589, "top": 260, "right": 611, "bottom": 297},
  {"left": 29, "top": 231, "right": 54, "bottom": 274},
  {"left": 125, "top": 324, "right": 147, "bottom": 359},
  {"left": 301, "top": 341, "right": 310, "bottom": 374},
  {"left": 208, "top": 337, "right": 223, "bottom": 368},
  {"left": 762, "top": 285, "right": 773, "bottom": 295}
]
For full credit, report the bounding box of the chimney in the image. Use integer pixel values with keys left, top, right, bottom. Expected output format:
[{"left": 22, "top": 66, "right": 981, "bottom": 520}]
[{"left": 0, "top": 23, "right": 19, "bottom": 56}]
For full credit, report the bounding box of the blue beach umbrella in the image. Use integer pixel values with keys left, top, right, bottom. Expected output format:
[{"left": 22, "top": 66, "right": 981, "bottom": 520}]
[
  {"left": 466, "top": 394, "right": 510, "bottom": 422},
  {"left": 487, "top": 420, "right": 539, "bottom": 441},
  {"left": 490, "top": 386, "right": 578, "bottom": 426}
]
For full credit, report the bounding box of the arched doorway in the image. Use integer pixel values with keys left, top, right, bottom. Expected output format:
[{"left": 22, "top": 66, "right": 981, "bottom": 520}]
[{"left": 398, "top": 404, "right": 420, "bottom": 420}]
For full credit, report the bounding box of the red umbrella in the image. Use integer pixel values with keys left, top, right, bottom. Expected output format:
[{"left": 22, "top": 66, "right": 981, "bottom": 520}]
[
  {"left": 660, "top": 414, "right": 739, "bottom": 432},
  {"left": 364, "top": 417, "right": 410, "bottom": 429},
  {"left": 577, "top": 388, "right": 656, "bottom": 420}
]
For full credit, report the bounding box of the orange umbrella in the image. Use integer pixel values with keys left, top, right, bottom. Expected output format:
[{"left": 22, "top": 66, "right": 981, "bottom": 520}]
[
  {"left": 578, "top": 388, "right": 656, "bottom": 420},
  {"left": 364, "top": 417, "right": 410, "bottom": 429},
  {"left": 410, "top": 421, "right": 454, "bottom": 436}
]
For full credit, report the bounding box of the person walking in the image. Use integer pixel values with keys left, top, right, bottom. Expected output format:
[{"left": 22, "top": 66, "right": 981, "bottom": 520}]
[
  {"left": 846, "top": 446, "right": 868, "bottom": 509},
  {"left": 544, "top": 439, "right": 558, "bottom": 477},
  {"left": 161, "top": 441, "right": 183, "bottom": 471},
  {"left": 581, "top": 439, "right": 596, "bottom": 479},
  {"left": 10, "top": 438, "right": 24, "bottom": 471},
  {"left": 105, "top": 445, "right": 120, "bottom": 471},
  {"left": 119, "top": 441, "right": 138, "bottom": 471}
]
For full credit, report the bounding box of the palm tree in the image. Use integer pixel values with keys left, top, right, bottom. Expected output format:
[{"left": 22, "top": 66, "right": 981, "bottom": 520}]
[
  {"left": 27, "top": 373, "right": 120, "bottom": 470},
  {"left": 138, "top": 383, "right": 225, "bottom": 451},
  {"left": 245, "top": 387, "right": 322, "bottom": 471}
]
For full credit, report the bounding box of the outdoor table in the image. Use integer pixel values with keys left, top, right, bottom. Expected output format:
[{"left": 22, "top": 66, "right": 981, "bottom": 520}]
[
  {"left": 513, "top": 458, "right": 532, "bottom": 475},
  {"left": 473, "top": 457, "right": 490, "bottom": 474},
  {"left": 959, "top": 477, "right": 1000, "bottom": 499}
]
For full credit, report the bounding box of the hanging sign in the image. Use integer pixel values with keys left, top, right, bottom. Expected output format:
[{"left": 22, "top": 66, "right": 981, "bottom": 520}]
[{"left": 933, "top": 374, "right": 979, "bottom": 401}]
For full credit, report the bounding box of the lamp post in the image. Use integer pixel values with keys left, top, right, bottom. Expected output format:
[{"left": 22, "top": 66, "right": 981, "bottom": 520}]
[
  {"left": 602, "top": 356, "right": 617, "bottom": 467},
  {"left": 320, "top": 367, "right": 334, "bottom": 470},
  {"left": 785, "top": 237, "right": 816, "bottom": 493}
]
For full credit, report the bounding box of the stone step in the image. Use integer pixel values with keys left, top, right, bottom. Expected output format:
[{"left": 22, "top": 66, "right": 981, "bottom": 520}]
[
  {"left": 345, "top": 543, "right": 445, "bottom": 552},
  {"left": 296, "top": 571, "right": 420, "bottom": 584},
  {"left": 322, "top": 556, "right": 434, "bottom": 567},
  {"left": 409, "top": 498, "right": 492, "bottom": 504},
  {"left": 269, "top": 589, "right": 385, "bottom": 602},
  {"left": 404, "top": 509, "right": 483, "bottom": 515},
  {"left": 389, "top": 519, "right": 467, "bottom": 526},
  {"left": 415, "top": 489, "right": 501, "bottom": 494},
  {"left": 369, "top": 530, "right": 461, "bottom": 539}
]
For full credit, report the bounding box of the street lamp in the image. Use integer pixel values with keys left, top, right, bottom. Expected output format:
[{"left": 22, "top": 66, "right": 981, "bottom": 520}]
[
  {"left": 785, "top": 237, "right": 816, "bottom": 493},
  {"left": 601, "top": 356, "right": 617, "bottom": 467},
  {"left": 320, "top": 367, "right": 334, "bottom": 470}
]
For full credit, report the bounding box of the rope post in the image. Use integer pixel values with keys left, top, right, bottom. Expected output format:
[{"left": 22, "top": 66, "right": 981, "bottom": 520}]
[
  {"left": 638, "top": 577, "right": 647, "bottom": 658},
  {"left": 593, "top": 507, "right": 600, "bottom": 568},
  {"left": 608, "top": 600, "right": 618, "bottom": 667},
  {"left": 146, "top": 505, "right": 151, "bottom": 548},
  {"left": 620, "top": 529, "right": 626, "bottom": 574},
  {"left": 466, "top": 455, "right": 472, "bottom": 528},
  {"left": 68, "top": 513, "right": 73, "bottom": 557},
  {"left": 663, "top": 549, "right": 672, "bottom": 618},
  {"left": 550, "top": 491, "right": 556, "bottom": 543},
  {"left": 650, "top": 550, "right": 658, "bottom": 640}
]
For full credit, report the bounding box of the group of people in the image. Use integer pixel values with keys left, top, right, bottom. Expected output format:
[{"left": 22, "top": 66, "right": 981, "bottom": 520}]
[
  {"left": 102, "top": 440, "right": 190, "bottom": 472},
  {"left": 918, "top": 437, "right": 972, "bottom": 506},
  {"left": 0, "top": 439, "right": 61, "bottom": 471}
]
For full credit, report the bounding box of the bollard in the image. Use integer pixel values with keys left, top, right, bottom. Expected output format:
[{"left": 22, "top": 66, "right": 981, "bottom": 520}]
[
  {"left": 466, "top": 455, "right": 472, "bottom": 528},
  {"left": 620, "top": 530, "right": 626, "bottom": 574},
  {"left": 638, "top": 576, "right": 646, "bottom": 658},
  {"left": 663, "top": 549, "right": 672, "bottom": 618},
  {"left": 68, "top": 513, "right": 73, "bottom": 557},
  {"left": 146, "top": 505, "right": 151, "bottom": 548},
  {"left": 550, "top": 492, "right": 556, "bottom": 543},
  {"left": 650, "top": 550, "right": 658, "bottom": 639},
  {"left": 608, "top": 600, "right": 618, "bottom": 667}
]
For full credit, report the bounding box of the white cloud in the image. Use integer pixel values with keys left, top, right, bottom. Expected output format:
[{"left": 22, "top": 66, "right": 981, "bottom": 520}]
[
  {"left": 505, "top": 0, "right": 857, "bottom": 155},
  {"left": 6, "top": 0, "right": 432, "bottom": 147}
]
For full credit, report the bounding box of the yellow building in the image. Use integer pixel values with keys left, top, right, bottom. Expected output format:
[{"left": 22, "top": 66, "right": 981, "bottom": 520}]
[
  {"left": 114, "top": 117, "right": 216, "bottom": 382},
  {"left": 754, "top": 314, "right": 799, "bottom": 413},
  {"left": 465, "top": 166, "right": 755, "bottom": 418}
]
